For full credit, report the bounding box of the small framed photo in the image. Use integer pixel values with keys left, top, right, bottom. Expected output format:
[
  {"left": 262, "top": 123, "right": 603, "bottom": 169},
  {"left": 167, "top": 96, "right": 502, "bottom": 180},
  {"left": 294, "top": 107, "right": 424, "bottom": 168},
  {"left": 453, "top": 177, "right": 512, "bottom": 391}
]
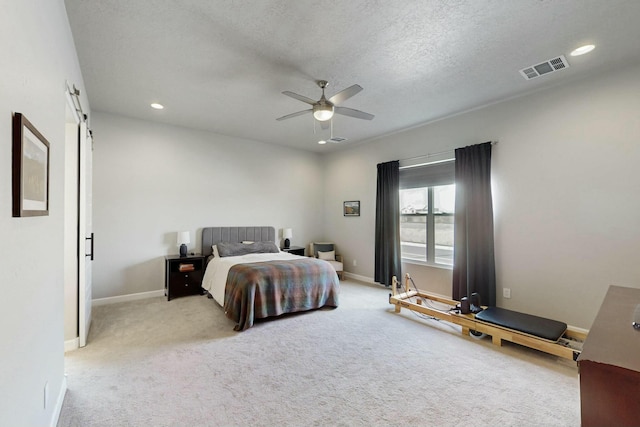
[
  {"left": 13, "top": 113, "right": 50, "bottom": 217},
  {"left": 343, "top": 200, "right": 360, "bottom": 217}
]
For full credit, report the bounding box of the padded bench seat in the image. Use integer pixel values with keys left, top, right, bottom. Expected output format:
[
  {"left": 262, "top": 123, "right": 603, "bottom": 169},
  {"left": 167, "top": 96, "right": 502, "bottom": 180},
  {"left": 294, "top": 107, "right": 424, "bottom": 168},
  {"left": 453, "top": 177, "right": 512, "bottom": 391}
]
[{"left": 475, "top": 306, "right": 568, "bottom": 342}]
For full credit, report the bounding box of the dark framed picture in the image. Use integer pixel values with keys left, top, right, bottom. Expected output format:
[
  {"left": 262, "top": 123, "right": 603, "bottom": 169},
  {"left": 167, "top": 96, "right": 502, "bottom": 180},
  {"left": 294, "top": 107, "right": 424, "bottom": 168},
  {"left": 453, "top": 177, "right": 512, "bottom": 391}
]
[
  {"left": 13, "top": 113, "right": 50, "bottom": 217},
  {"left": 343, "top": 200, "right": 360, "bottom": 217}
]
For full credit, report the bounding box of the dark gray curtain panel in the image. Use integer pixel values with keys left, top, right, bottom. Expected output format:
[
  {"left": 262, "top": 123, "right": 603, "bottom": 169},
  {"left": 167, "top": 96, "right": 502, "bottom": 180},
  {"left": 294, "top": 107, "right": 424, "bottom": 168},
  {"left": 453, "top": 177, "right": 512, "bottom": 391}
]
[
  {"left": 452, "top": 142, "right": 496, "bottom": 306},
  {"left": 375, "top": 160, "right": 401, "bottom": 287}
]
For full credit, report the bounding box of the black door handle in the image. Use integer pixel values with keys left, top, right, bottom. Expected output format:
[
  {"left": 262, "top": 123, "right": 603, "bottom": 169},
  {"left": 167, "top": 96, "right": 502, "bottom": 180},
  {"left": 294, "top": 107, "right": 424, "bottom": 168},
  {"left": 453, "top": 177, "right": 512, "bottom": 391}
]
[{"left": 85, "top": 232, "right": 94, "bottom": 260}]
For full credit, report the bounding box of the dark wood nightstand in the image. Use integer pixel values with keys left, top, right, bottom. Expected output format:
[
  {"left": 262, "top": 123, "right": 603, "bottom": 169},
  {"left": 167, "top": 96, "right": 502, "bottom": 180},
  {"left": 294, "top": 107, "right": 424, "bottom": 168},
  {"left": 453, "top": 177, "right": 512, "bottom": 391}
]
[
  {"left": 281, "top": 246, "right": 305, "bottom": 256},
  {"left": 165, "top": 254, "right": 205, "bottom": 301}
]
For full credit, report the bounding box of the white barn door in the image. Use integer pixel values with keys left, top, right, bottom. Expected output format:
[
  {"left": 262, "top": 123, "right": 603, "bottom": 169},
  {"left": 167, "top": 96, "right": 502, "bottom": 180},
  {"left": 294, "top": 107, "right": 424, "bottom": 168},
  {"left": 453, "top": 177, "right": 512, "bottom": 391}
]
[{"left": 78, "top": 121, "right": 93, "bottom": 347}]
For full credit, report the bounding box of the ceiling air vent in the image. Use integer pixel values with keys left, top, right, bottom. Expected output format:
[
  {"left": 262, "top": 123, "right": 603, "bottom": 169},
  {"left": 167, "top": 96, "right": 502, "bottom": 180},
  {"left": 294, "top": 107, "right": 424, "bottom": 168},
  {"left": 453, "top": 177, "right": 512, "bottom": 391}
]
[
  {"left": 519, "top": 55, "right": 570, "bottom": 80},
  {"left": 328, "top": 136, "right": 347, "bottom": 143}
]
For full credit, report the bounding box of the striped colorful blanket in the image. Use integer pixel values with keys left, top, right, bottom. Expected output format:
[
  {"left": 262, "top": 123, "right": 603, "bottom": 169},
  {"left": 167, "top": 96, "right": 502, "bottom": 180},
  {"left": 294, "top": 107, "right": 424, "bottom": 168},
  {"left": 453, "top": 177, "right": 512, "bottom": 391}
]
[{"left": 224, "top": 258, "right": 340, "bottom": 331}]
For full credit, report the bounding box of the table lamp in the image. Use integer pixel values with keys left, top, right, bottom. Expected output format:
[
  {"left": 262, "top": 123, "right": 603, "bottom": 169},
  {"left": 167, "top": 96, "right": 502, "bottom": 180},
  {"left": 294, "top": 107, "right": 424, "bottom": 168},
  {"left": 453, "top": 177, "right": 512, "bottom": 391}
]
[
  {"left": 177, "top": 231, "right": 190, "bottom": 257},
  {"left": 283, "top": 228, "right": 292, "bottom": 249}
]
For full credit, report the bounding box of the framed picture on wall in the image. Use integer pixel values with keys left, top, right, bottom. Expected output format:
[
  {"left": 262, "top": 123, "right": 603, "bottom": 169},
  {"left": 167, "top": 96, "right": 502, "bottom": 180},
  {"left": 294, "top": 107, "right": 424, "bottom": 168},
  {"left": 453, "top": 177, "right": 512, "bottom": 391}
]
[
  {"left": 343, "top": 200, "right": 360, "bottom": 216},
  {"left": 12, "top": 112, "right": 50, "bottom": 217}
]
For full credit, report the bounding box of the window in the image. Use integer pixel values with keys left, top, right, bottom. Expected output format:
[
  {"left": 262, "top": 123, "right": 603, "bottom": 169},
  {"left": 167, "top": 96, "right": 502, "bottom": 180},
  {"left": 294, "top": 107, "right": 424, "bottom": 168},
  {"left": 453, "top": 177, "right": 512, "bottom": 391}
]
[{"left": 399, "top": 160, "right": 455, "bottom": 266}]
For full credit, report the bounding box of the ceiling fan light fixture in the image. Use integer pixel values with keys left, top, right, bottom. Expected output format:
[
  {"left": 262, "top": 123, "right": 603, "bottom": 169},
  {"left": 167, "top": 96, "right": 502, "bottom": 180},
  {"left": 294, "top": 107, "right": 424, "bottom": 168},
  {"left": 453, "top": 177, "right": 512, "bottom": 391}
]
[
  {"left": 278, "top": 80, "right": 373, "bottom": 126},
  {"left": 313, "top": 104, "right": 334, "bottom": 121}
]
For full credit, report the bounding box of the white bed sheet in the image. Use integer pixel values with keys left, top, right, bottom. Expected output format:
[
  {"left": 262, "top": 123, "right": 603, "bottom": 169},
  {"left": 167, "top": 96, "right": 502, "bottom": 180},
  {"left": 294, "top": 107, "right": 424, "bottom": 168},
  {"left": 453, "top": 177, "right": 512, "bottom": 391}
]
[{"left": 201, "top": 251, "right": 306, "bottom": 306}]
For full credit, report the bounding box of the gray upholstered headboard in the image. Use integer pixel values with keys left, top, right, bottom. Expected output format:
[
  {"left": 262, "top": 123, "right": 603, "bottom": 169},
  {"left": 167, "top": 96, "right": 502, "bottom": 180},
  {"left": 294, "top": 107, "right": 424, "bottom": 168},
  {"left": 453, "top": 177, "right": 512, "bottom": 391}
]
[{"left": 201, "top": 226, "right": 276, "bottom": 257}]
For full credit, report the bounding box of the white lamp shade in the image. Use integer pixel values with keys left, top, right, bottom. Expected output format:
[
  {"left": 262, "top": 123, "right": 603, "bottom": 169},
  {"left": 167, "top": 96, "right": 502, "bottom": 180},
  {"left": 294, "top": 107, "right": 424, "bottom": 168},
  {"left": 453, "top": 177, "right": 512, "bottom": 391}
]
[
  {"left": 313, "top": 107, "right": 334, "bottom": 121},
  {"left": 283, "top": 228, "right": 293, "bottom": 239},
  {"left": 177, "top": 231, "right": 190, "bottom": 246}
]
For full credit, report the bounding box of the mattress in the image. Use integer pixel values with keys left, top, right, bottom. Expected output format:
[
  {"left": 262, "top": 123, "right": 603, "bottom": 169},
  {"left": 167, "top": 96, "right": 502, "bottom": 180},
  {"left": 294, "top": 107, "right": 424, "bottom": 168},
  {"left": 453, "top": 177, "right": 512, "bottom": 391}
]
[
  {"left": 202, "top": 251, "right": 305, "bottom": 306},
  {"left": 224, "top": 256, "right": 339, "bottom": 331}
]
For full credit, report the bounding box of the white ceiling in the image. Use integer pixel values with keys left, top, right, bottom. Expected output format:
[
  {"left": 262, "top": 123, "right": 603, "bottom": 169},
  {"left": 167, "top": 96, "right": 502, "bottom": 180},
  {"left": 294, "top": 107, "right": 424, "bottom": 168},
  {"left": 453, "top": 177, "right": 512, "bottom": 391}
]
[{"left": 64, "top": 0, "right": 640, "bottom": 153}]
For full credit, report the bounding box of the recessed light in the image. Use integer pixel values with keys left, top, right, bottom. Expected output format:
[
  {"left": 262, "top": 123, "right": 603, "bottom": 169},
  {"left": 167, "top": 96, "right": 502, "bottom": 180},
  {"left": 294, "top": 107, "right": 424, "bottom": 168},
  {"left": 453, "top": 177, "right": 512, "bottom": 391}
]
[
  {"left": 570, "top": 44, "right": 595, "bottom": 56},
  {"left": 318, "top": 140, "right": 327, "bottom": 145},
  {"left": 150, "top": 103, "right": 164, "bottom": 110}
]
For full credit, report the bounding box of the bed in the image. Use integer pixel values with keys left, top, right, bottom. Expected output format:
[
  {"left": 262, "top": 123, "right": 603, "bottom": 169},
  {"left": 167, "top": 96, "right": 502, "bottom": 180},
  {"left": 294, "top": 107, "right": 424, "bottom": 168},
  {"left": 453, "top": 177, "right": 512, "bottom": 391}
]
[{"left": 201, "top": 226, "right": 340, "bottom": 331}]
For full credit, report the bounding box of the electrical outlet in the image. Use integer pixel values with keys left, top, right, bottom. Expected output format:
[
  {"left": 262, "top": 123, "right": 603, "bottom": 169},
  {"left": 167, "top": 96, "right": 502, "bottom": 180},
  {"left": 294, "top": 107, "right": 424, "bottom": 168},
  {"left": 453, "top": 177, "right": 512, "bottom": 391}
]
[
  {"left": 503, "top": 288, "right": 511, "bottom": 299},
  {"left": 352, "top": 259, "right": 357, "bottom": 266}
]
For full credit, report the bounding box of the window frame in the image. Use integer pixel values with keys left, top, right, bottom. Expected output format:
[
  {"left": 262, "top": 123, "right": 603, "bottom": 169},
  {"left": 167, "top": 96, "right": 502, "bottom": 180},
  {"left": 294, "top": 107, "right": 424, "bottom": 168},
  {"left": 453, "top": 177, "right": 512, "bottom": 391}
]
[{"left": 399, "top": 158, "right": 455, "bottom": 269}]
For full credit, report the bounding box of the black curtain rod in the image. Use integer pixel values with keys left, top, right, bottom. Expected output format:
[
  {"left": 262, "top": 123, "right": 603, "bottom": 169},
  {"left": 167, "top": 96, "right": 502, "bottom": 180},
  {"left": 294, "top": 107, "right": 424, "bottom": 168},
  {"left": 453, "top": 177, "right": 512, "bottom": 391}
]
[{"left": 400, "top": 141, "right": 498, "bottom": 164}]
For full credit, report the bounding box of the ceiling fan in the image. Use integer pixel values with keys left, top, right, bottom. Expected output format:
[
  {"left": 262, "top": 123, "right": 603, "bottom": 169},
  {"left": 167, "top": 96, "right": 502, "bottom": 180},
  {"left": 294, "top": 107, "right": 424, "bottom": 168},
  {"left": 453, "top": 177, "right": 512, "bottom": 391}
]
[{"left": 276, "top": 80, "right": 374, "bottom": 128}]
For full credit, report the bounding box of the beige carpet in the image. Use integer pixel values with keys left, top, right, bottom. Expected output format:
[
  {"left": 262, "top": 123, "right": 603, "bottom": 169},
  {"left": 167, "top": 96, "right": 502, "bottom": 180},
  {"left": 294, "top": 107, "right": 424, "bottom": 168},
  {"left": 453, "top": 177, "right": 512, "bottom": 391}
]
[{"left": 58, "top": 280, "right": 580, "bottom": 426}]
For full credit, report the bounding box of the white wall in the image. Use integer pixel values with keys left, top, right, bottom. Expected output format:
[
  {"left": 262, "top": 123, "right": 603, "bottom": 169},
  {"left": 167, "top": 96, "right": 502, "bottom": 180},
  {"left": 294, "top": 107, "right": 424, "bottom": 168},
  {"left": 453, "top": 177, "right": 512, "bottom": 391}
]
[
  {"left": 91, "top": 112, "right": 325, "bottom": 299},
  {"left": 323, "top": 62, "right": 640, "bottom": 329},
  {"left": 0, "top": 0, "right": 89, "bottom": 425}
]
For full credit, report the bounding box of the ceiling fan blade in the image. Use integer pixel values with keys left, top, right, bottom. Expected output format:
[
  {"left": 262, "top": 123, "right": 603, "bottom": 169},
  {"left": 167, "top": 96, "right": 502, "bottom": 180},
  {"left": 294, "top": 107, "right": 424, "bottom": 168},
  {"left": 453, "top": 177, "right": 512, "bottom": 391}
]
[
  {"left": 282, "top": 91, "right": 317, "bottom": 105},
  {"left": 334, "top": 106, "right": 374, "bottom": 120},
  {"left": 276, "top": 109, "right": 312, "bottom": 121},
  {"left": 319, "top": 120, "right": 330, "bottom": 130},
  {"left": 329, "top": 84, "right": 363, "bottom": 104}
]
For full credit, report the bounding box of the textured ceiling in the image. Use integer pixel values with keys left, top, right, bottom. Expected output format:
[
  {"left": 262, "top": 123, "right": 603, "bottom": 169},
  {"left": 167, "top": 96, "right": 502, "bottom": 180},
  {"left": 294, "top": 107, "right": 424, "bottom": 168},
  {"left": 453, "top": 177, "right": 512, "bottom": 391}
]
[{"left": 65, "top": 0, "right": 640, "bottom": 152}]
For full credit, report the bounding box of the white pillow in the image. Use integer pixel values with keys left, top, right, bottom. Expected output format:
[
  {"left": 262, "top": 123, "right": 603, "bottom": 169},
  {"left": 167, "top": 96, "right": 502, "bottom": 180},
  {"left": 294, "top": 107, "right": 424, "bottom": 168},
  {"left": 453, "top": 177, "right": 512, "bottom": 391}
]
[
  {"left": 318, "top": 250, "right": 335, "bottom": 261},
  {"left": 241, "top": 241, "right": 254, "bottom": 244},
  {"left": 212, "top": 245, "right": 220, "bottom": 258}
]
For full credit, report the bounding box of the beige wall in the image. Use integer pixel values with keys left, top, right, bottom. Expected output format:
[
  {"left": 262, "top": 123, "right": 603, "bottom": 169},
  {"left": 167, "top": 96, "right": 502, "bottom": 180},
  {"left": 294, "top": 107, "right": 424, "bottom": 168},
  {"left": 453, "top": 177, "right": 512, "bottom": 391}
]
[
  {"left": 402, "top": 264, "right": 453, "bottom": 298},
  {"left": 90, "top": 61, "right": 640, "bottom": 331},
  {"left": 91, "top": 112, "right": 326, "bottom": 299},
  {"left": 323, "top": 61, "right": 640, "bottom": 330},
  {"left": 0, "top": 0, "right": 89, "bottom": 424}
]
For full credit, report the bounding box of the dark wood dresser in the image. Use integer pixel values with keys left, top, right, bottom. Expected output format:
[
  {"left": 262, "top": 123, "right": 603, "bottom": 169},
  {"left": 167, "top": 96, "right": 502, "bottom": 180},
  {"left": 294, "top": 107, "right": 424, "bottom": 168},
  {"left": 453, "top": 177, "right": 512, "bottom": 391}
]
[{"left": 577, "top": 285, "right": 640, "bottom": 426}]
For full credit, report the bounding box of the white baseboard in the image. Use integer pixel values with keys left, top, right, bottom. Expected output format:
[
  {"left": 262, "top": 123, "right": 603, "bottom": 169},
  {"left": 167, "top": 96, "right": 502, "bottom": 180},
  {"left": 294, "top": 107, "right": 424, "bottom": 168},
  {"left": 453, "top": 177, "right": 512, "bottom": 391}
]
[
  {"left": 343, "top": 272, "right": 376, "bottom": 284},
  {"left": 567, "top": 325, "right": 589, "bottom": 335},
  {"left": 92, "top": 289, "right": 165, "bottom": 307},
  {"left": 64, "top": 337, "right": 79, "bottom": 353},
  {"left": 50, "top": 374, "right": 67, "bottom": 427}
]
